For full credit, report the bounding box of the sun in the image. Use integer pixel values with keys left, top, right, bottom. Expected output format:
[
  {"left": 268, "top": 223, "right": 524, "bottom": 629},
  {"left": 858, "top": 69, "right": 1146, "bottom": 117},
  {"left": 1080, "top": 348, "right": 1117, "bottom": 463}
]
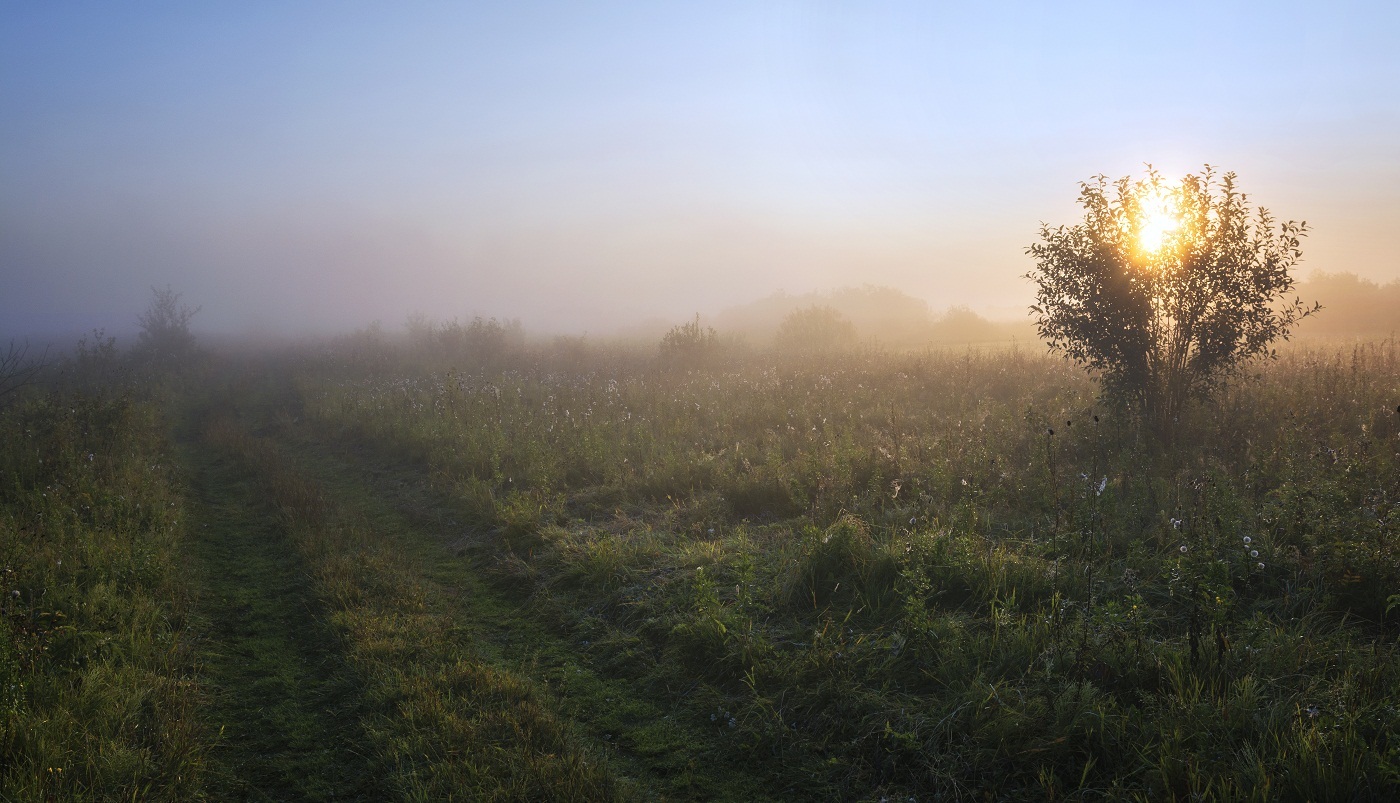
[{"left": 1136, "top": 183, "right": 1181, "bottom": 255}]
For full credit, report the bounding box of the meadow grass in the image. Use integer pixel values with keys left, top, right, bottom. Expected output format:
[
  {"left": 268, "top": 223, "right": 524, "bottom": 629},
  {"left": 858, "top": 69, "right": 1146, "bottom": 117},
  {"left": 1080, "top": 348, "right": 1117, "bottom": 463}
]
[
  {"left": 0, "top": 384, "right": 207, "bottom": 801},
  {"left": 193, "top": 391, "right": 629, "bottom": 801},
  {"left": 290, "top": 336, "right": 1400, "bottom": 799},
  {"left": 4, "top": 336, "right": 1397, "bottom": 800}
]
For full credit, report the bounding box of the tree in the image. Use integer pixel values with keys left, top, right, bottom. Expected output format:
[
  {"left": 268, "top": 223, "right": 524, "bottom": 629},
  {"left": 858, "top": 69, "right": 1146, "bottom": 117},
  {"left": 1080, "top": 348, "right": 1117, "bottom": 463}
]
[
  {"left": 0, "top": 340, "right": 47, "bottom": 402},
  {"left": 136, "top": 285, "right": 201, "bottom": 365},
  {"left": 773, "top": 305, "right": 857, "bottom": 357},
  {"left": 659, "top": 314, "right": 719, "bottom": 367},
  {"left": 1026, "top": 166, "right": 1317, "bottom": 435}
]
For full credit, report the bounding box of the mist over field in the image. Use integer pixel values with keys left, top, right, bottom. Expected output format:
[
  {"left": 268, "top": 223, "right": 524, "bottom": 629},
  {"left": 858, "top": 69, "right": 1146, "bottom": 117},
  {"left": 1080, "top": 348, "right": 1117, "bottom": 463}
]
[
  {"left": 8, "top": 7, "right": 1400, "bottom": 799},
  {"left": 3, "top": 3, "right": 1398, "bottom": 344}
]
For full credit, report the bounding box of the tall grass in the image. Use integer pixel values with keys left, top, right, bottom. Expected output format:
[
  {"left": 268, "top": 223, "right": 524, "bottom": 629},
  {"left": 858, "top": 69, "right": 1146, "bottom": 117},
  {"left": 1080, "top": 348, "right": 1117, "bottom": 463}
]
[
  {"left": 0, "top": 387, "right": 206, "bottom": 801},
  {"left": 289, "top": 336, "right": 1400, "bottom": 798}
]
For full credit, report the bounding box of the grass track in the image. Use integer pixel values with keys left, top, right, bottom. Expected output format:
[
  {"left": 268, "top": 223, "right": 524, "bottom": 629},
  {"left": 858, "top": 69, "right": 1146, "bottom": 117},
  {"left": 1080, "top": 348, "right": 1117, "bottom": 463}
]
[
  {"left": 179, "top": 408, "right": 383, "bottom": 801},
  {"left": 274, "top": 414, "right": 778, "bottom": 801},
  {"left": 178, "top": 385, "right": 768, "bottom": 800}
]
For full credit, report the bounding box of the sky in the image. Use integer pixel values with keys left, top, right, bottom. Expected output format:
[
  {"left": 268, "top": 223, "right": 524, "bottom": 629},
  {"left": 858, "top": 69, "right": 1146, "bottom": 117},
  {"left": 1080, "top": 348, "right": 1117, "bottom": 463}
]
[{"left": 3, "top": 1, "right": 1398, "bottom": 340}]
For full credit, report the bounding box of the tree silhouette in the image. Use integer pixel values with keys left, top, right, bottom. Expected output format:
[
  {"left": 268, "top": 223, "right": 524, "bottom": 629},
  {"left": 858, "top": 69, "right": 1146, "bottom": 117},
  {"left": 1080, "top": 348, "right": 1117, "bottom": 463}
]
[
  {"left": 136, "top": 286, "right": 201, "bottom": 366},
  {"left": 1026, "top": 166, "right": 1317, "bottom": 435},
  {"left": 774, "top": 305, "right": 857, "bottom": 357},
  {"left": 659, "top": 314, "right": 719, "bottom": 367}
]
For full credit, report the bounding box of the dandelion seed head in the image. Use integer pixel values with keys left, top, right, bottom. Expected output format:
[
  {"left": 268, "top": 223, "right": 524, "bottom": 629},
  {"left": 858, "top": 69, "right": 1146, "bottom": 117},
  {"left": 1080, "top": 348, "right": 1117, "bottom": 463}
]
[
  {"left": 1250, "top": 549, "right": 1259, "bottom": 558},
  {"left": 1180, "top": 545, "right": 1189, "bottom": 553}
]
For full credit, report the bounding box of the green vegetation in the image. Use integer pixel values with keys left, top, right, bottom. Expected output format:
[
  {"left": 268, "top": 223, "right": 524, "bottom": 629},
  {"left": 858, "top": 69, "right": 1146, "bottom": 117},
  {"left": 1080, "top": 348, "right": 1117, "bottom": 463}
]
[
  {"left": 1, "top": 367, "right": 205, "bottom": 799},
  {"left": 3, "top": 328, "right": 1398, "bottom": 800},
  {"left": 290, "top": 334, "right": 1400, "bottom": 799},
  {"left": 1027, "top": 167, "right": 1317, "bottom": 437}
]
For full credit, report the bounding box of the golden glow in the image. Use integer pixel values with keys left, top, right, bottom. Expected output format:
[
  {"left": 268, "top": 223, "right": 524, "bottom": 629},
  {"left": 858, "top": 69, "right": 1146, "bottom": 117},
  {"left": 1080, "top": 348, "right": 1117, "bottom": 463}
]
[{"left": 1136, "top": 184, "right": 1181, "bottom": 255}]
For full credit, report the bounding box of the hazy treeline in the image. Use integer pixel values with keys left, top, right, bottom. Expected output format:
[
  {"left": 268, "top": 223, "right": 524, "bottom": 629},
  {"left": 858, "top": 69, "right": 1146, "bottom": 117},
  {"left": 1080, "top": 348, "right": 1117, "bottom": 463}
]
[
  {"left": 713, "top": 285, "right": 1033, "bottom": 348},
  {"left": 380, "top": 286, "right": 1034, "bottom": 368},
  {"left": 1293, "top": 271, "right": 1400, "bottom": 338}
]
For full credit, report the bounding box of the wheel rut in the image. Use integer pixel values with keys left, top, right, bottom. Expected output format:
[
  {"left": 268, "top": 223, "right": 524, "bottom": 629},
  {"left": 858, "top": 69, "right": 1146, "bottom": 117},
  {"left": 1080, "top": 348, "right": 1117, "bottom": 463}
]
[{"left": 179, "top": 408, "right": 382, "bottom": 801}]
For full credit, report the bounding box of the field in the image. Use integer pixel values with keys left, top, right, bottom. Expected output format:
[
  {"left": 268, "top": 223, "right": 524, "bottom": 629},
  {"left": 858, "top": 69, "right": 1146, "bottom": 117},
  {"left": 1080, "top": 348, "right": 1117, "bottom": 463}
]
[{"left": 3, "top": 335, "right": 1399, "bottom": 800}]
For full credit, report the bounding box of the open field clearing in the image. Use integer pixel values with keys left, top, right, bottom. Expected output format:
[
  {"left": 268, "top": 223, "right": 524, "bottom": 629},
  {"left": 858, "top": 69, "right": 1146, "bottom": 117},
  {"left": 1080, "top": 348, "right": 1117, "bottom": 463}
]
[{"left": 4, "top": 338, "right": 1400, "bottom": 800}]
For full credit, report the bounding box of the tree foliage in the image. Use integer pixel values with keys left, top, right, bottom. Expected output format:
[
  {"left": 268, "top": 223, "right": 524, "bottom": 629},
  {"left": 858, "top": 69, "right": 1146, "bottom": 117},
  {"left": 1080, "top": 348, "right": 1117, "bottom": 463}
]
[
  {"left": 1026, "top": 166, "right": 1317, "bottom": 434},
  {"left": 774, "top": 305, "right": 857, "bottom": 357},
  {"left": 136, "top": 285, "right": 201, "bottom": 365},
  {"left": 659, "top": 314, "right": 719, "bottom": 367},
  {"left": 0, "top": 341, "right": 47, "bottom": 403}
]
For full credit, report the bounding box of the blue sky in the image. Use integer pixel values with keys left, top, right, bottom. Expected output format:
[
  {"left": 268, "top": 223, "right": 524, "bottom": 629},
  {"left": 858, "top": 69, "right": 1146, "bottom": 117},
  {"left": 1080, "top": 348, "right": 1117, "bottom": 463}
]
[{"left": 3, "top": 2, "right": 1397, "bottom": 337}]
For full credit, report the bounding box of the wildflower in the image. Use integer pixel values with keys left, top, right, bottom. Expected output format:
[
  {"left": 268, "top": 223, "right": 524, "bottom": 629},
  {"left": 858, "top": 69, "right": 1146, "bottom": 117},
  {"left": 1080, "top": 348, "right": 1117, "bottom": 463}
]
[
  {"left": 1305, "top": 705, "right": 1320, "bottom": 718},
  {"left": 1257, "top": 562, "right": 1265, "bottom": 570},
  {"left": 1242, "top": 536, "right": 1252, "bottom": 545},
  {"left": 1180, "top": 545, "right": 1189, "bottom": 553},
  {"left": 1171, "top": 518, "right": 1183, "bottom": 529},
  {"left": 1250, "top": 550, "right": 1259, "bottom": 558}
]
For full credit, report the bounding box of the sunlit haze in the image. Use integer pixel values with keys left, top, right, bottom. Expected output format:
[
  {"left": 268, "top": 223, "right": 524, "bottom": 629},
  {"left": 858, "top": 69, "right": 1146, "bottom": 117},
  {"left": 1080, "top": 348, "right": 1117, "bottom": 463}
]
[
  {"left": 1136, "top": 184, "right": 1181, "bottom": 257},
  {"left": 3, "top": 2, "right": 1398, "bottom": 341}
]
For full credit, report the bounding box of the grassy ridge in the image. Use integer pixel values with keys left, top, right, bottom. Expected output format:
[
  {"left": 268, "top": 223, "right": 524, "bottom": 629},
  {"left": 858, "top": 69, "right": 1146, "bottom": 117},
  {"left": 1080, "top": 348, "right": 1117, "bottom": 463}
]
[
  {"left": 293, "top": 339, "right": 1400, "bottom": 799},
  {"left": 0, "top": 388, "right": 206, "bottom": 800}
]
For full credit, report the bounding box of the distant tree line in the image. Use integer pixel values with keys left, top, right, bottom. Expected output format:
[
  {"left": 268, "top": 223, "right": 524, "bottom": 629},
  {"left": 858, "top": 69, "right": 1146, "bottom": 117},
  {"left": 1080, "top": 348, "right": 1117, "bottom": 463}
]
[
  {"left": 713, "top": 285, "right": 1031, "bottom": 349},
  {"left": 1293, "top": 272, "right": 1400, "bottom": 337}
]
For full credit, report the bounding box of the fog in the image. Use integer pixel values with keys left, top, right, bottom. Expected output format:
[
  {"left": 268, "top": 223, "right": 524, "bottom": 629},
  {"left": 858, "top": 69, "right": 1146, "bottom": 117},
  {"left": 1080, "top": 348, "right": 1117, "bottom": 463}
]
[{"left": 3, "top": 3, "right": 1398, "bottom": 344}]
